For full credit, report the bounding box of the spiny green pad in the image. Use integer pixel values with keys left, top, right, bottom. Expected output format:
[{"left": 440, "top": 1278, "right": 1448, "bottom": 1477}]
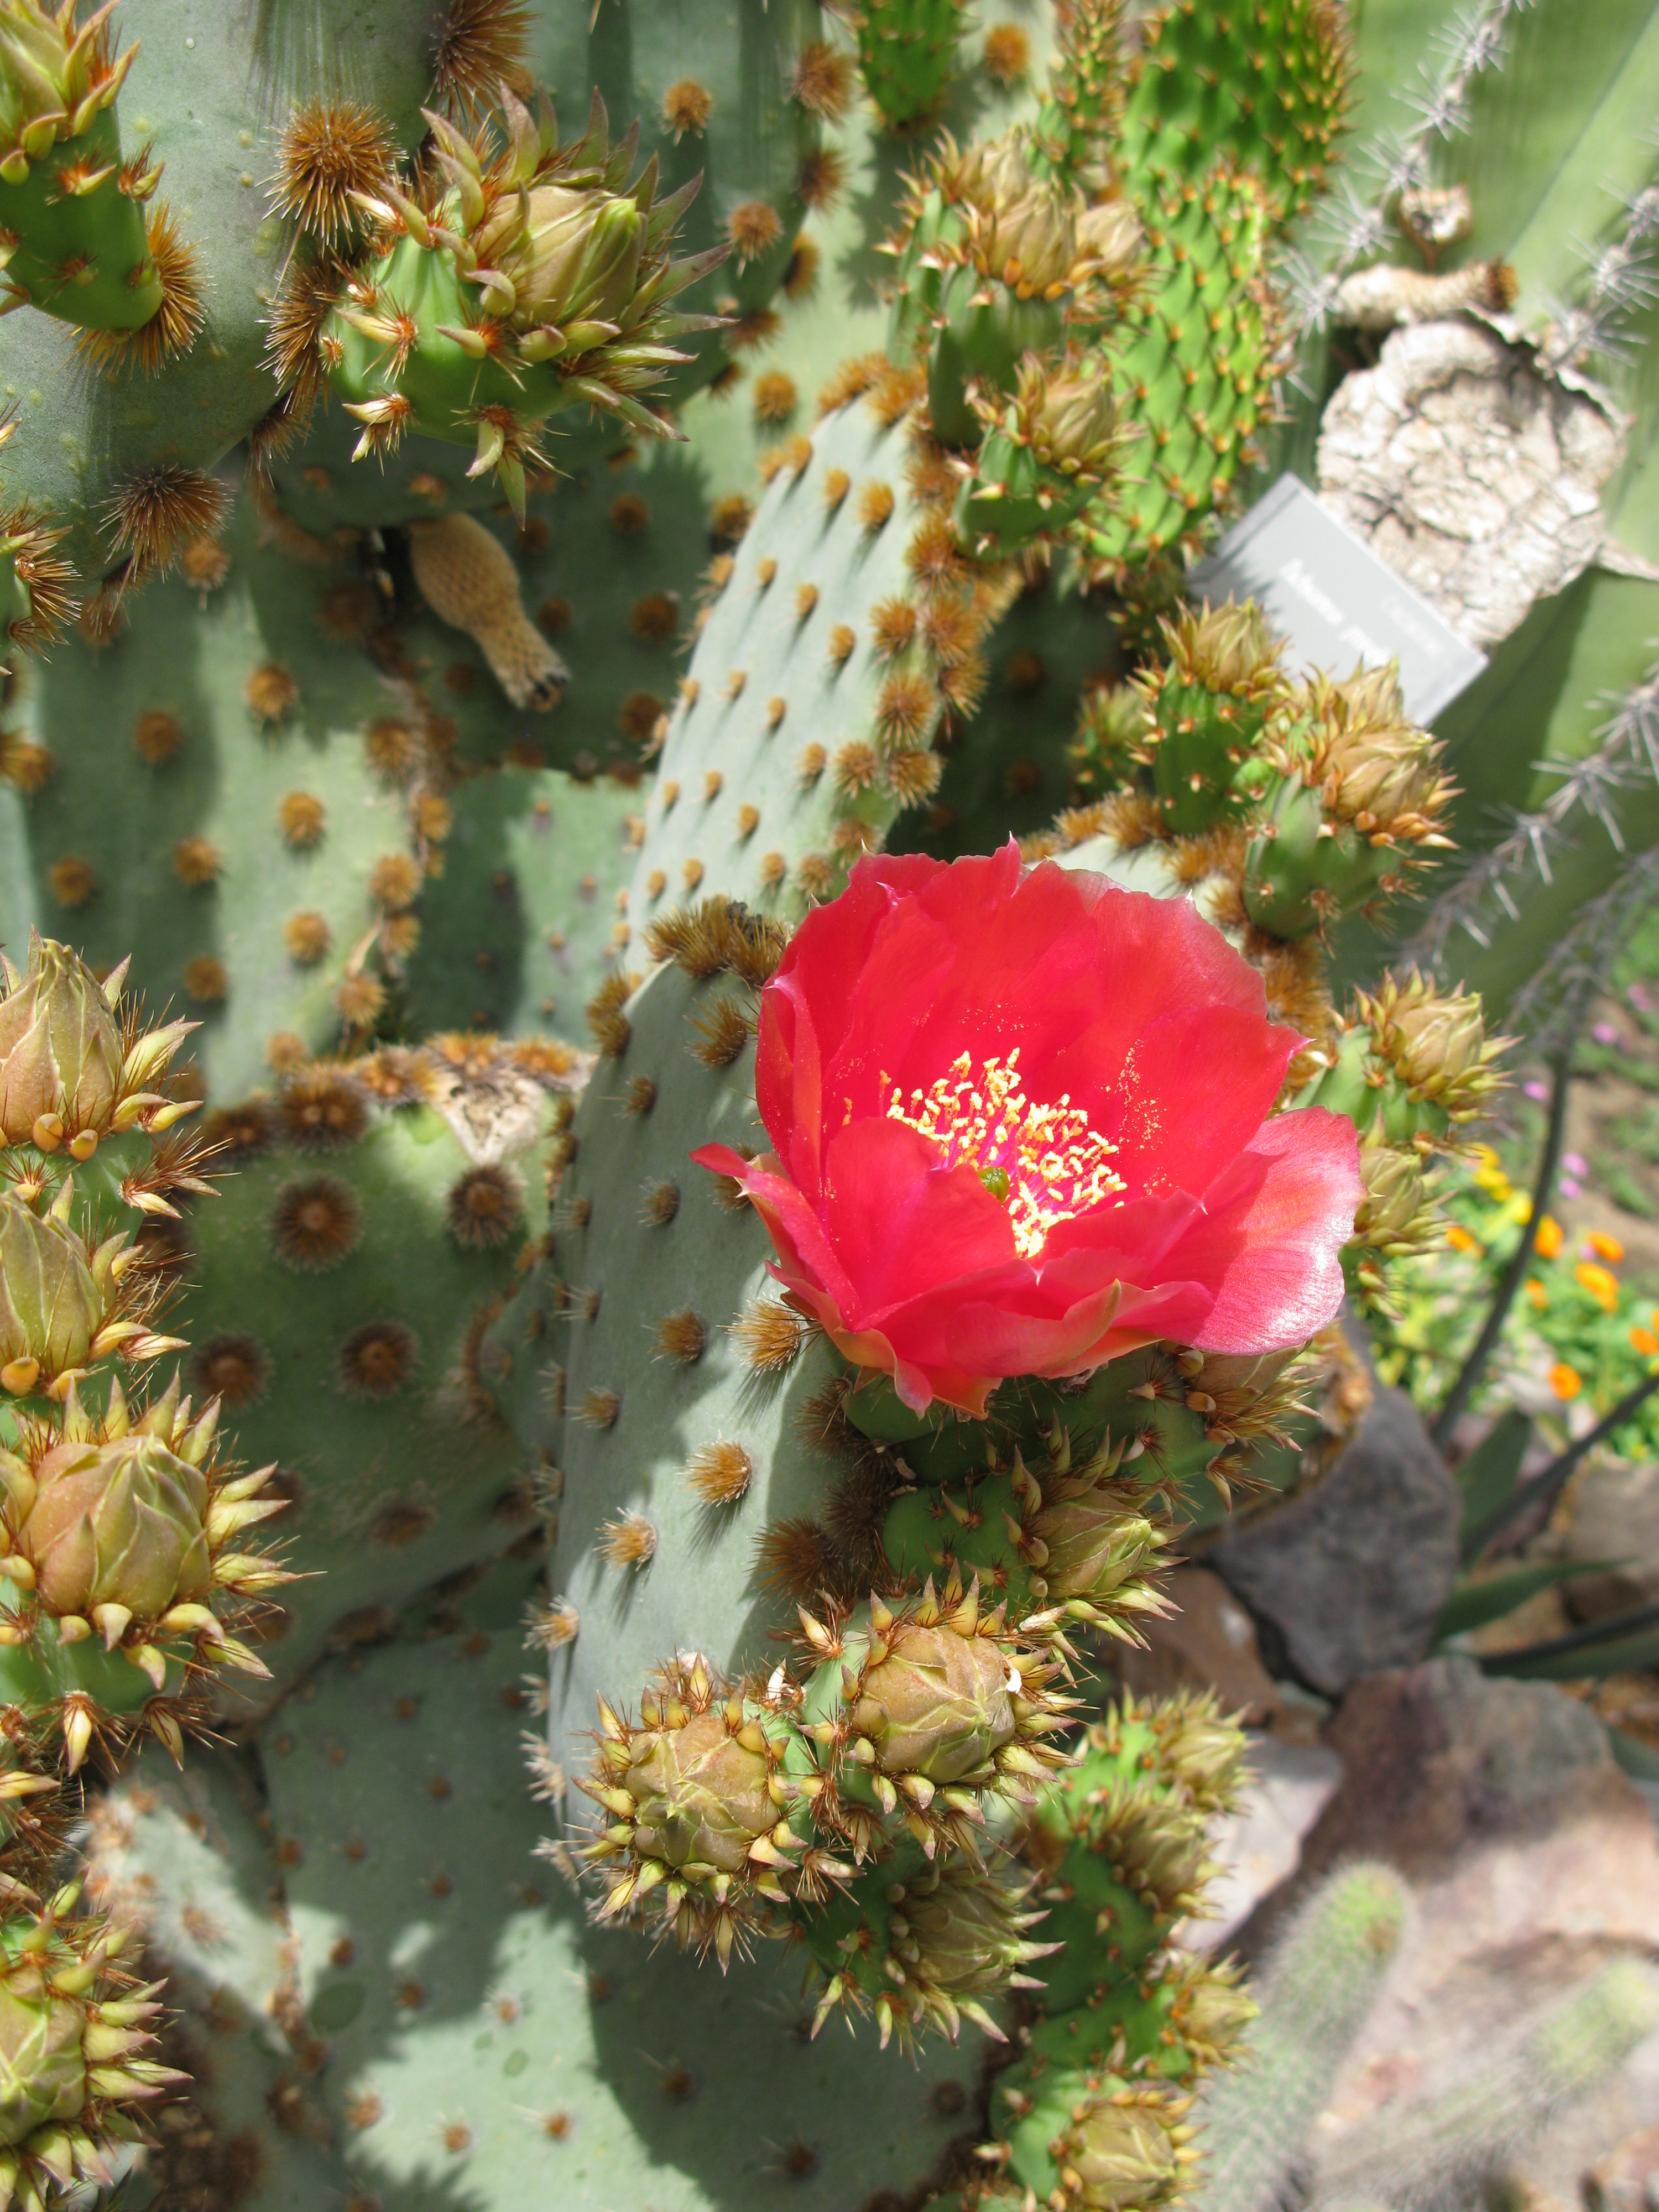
[
  {"left": 260, "top": 1562, "right": 975, "bottom": 2210},
  {"left": 166, "top": 1073, "right": 546, "bottom": 1713},
  {"left": 627, "top": 384, "right": 956, "bottom": 921},
  {"left": 855, "top": 0, "right": 971, "bottom": 129},
  {"left": 400, "top": 764, "right": 643, "bottom": 1044},
  {"left": 0, "top": 486, "right": 426, "bottom": 1099},
  {"left": 1120, "top": 0, "right": 1352, "bottom": 226},
  {"left": 483, "top": 948, "right": 851, "bottom": 1787},
  {"left": 1079, "top": 166, "right": 1276, "bottom": 568}
]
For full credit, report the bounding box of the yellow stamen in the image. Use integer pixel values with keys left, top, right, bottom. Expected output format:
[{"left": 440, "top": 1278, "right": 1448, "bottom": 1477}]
[{"left": 885, "top": 1047, "right": 1123, "bottom": 1259}]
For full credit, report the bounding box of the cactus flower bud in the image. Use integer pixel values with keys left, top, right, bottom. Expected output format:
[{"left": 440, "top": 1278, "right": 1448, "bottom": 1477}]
[
  {"left": 0, "top": 1, "right": 132, "bottom": 160},
  {"left": 849, "top": 1616, "right": 1017, "bottom": 1785},
  {"left": 1167, "top": 600, "right": 1287, "bottom": 701},
  {"left": 624, "top": 1706, "right": 778, "bottom": 1878},
  {"left": 1358, "top": 968, "right": 1506, "bottom": 1120},
  {"left": 1030, "top": 1477, "right": 1170, "bottom": 1618},
  {"left": 0, "top": 1197, "right": 103, "bottom": 1392},
  {"left": 1352, "top": 1131, "right": 1434, "bottom": 1253},
  {"left": 902, "top": 1864, "right": 1056, "bottom": 2005},
  {"left": 1147, "top": 1689, "right": 1247, "bottom": 1813},
  {"left": 1057, "top": 2088, "right": 1189, "bottom": 2209},
  {"left": 1098, "top": 1785, "right": 1212, "bottom": 1915},
  {"left": 19, "top": 1435, "right": 211, "bottom": 1623},
  {"left": 1171, "top": 1960, "right": 1257, "bottom": 2066},
  {"left": 0, "top": 1969, "right": 84, "bottom": 2146},
  {"left": 0, "top": 939, "right": 123, "bottom": 1148},
  {"left": 487, "top": 183, "right": 645, "bottom": 335},
  {"left": 1294, "top": 666, "right": 1454, "bottom": 839}
]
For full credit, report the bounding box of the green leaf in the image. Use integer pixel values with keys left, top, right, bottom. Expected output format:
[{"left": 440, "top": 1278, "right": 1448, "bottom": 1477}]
[
  {"left": 1436, "top": 1557, "right": 1624, "bottom": 1643},
  {"left": 1455, "top": 1409, "right": 1532, "bottom": 1553},
  {"left": 1486, "top": 1629, "right": 1659, "bottom": 1681}
]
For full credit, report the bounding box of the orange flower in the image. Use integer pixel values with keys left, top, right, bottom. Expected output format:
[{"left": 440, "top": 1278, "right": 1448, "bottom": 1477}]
[
  {"left": 1587, "top": 1229, "right": 1626, "bottom": 1264},
  {"left": 1533, "top": 1215, "right": 1563, "bottom": 1259},
  {"left": 1446, "top": 1223, "right": 1480, "bottom": 1254},
  {"left": 1574, "top": 1261, "right": 1619, "bottom": 1313},
  {"left": 1549, "top": 1362, "right": 1582, "bottom": 1400},
  {"left": 1524, "top": 1278, "right": 1548, "bottom": 1310},
  {"left": 1631, "top": 1327, "right": 1659, "bottom": 1358}
]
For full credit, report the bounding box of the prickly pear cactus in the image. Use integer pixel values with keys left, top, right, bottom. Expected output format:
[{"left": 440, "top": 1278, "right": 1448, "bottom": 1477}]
[{"left": 0, "top": 3, "right": 1643, "bottom": 2209}]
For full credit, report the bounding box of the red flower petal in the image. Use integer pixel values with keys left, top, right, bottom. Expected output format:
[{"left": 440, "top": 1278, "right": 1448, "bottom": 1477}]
[{"left": 693, "top": 848, "right": 1362, "bottom": 1413}]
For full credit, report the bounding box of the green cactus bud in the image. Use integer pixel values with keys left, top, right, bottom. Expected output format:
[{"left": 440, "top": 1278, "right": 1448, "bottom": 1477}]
[
  {"left": 797, "top": 1849, "right": 1057, "bottom": 2051},
  {"left": 0, "top": 1, "right": 128, "bottom": 158},
  {"left": 1299, "top": 667, "right": 1455, "bottom": 834},
  {"left": 1025, "top": 1467, "right": 1173, "bottom": 1626},
  {"left": 0, "top": 1968, "right": 83, "bottom": 2146},
  {"left": 1071, "top": 682, "right": 1155, "bottom": 796},
  {"left": 1055, "top": 2085, "right": 1193, "bottom": 2209},
  {"left": 18, "top": 1434, "right": 212, "bottom": 1622},
  {"left": 0, "top": 1892, "right": 176, "bottom": 2197},
  {"left": 1352, "top": 1131, "right": 1436, "bottom": 1254},
  {"left": 1170, "top": 1957, "right": 1257, "bottom": 2068},
  {"left": 0, "top": 937, "right": 191, "bottom": 1156},
  {"left": 847, "top": 1616, "right": 1016, "bottom": 1784},
  {"left": 900, "top": 1860, "right": 1057, "bottom": 2010},
  {"left": 622, "top": 1700, "right": 780, "bottom": 1880},
  {"left": 958, "top": 351, "right": 1128, "bottom": 550},
  {"left": 0, "top": 939, "right": 122, "bottom": 1149},
  {"left": 1135, "top": 599, "right": 1291, "bottom": 836},
  {"left": 1097, "top": 1783, "right": 1214, "bottom": 1916},
  {"left": 0, "top": 1194, "right": 105, "bottom": 1397},
  {"left": 315, "top": 92, "right": 723, "bottom": 513},
  {"left": 1147, "top": 1688, "right": 1249, "bottom": 1815},
  {"left": 1357, "top": 968, "right": 1507, "bottom": 1124}
]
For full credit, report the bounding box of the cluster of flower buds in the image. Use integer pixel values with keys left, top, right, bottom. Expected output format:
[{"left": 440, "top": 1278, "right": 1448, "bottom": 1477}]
[
  {"left": 886, "top": 126, "right": 1142, "bottom": 445},
  {"left": 312, "top": 88, "right": 724, "bottom": 512},
  {"left": 1245, "top": 666, "right": 1456, "bottom": 937},
  {"left": 581, "top": 1576, "right": 1074, "bottom": 1971}
]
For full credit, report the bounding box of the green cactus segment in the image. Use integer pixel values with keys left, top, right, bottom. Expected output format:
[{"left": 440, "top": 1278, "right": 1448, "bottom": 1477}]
[
  {"left": 1, "top": 487, "right": 431, "bottom": 1099},
  {"left": 1079, "top": 167, "right": 1276, "bottom": 569},
  {"left": 1119, "top": 0, "right": 1352, "bottom": 227},
  {"left": 0, "top": 1874, "right": 179, "bottom": 2209},
  {"left": 86, "top": 1746, "right": 356, "bottom": 2210},
  {"left": 262, "top": 1567, "right": 975, "bottom": 2212},
  {"left": 0, "top": 2, "right": 163, "bottom": 338},
  {"left": 167, "top": 1082, "right": 540, "bottom": 1713},
  {"left": 886, "top": 128, "right": 1142, "bottom": 450},
  {"left": 843, "top": 1337, "right": 1314, "bottom": 1517},
  {"left": 1031, "top": 0, "right": 1127, "bottom": 196},
  {"left": 854, "top": 0, "right": 970, "bottom": 130},
  {"left": 627, "top": 389, "right": 947, "bottom": 922},
  {"left": 1190, "top": 1860, "right": 1408, "bottom": 2212},
  {"left": 317, "top": 93, "right": 725, "bottom": 516},
  {"left": 401, "top": 764, "right": 641, "bottom": 1042}
]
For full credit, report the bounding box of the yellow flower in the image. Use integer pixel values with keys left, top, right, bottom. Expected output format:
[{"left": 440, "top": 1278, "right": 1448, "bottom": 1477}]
[
  {"left": 1446, "top": 1223, "right": 1480, "bottom": 1254},
  {"left": 1549, "top": 1362, "right": 1582, "bottom": 1400},
  {"left": 1575, "top": 1261, "right": 1619, "bottom": 1313},
  {"left": 1512, "top": 1196, "right": 1533, "bottom": 1224},
  {"left": 1533, "top": 1215, "right": 1563, "bottom": 1259},
  {"left": 1587, "top": 1229, "right": 1626, "bottom": 1264},
  {"left": 1631, "top": 1327, "right": 1659, "bottom": 1358},
  {"left": 1524, "top": 1279, "right": 1548, "bottom": 1310}
]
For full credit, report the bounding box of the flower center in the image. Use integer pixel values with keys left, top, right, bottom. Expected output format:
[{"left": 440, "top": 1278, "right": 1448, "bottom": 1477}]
[{"left": 884, "top": 1047, "right": 1123, "bottom": 1259}]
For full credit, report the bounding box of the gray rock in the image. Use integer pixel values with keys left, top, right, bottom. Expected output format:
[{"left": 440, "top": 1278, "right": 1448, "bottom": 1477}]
[{"left": 1209, "top": 1389, "right": 1460, "bottom": 1697}]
